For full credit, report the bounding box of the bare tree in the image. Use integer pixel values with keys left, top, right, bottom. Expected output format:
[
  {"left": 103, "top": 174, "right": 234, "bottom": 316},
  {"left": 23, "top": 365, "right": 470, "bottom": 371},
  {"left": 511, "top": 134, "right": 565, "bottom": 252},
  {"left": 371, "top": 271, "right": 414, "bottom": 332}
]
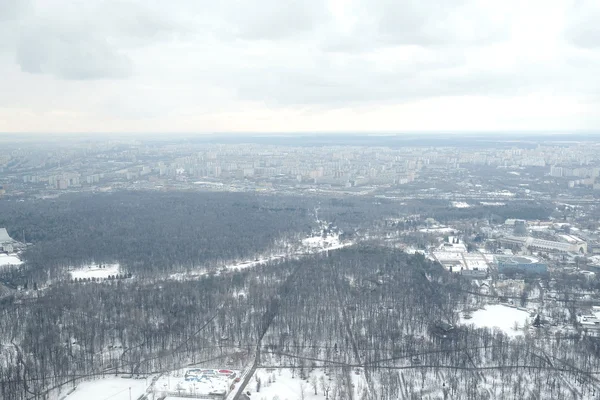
[
  {"left": 320, "top": 376, "right": 331, "bottom": 400},
  {"left": 310, "top": 376, "right": 318, "bottom": 395},
  {"left": 299, "top": 382, "right": 306, "bottom": 400}
]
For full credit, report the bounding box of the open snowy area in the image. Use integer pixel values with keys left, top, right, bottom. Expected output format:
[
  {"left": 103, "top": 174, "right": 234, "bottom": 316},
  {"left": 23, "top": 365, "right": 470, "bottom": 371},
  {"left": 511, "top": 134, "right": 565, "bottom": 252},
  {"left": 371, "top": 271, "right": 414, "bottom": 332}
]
[
  {"left": 301, "top": 233, "right": 349, "bottom": 251},
  {"left": 69, "top": 263, "right": 120, "bottom": 280},
  {"left": 170, "top": 233, "right": 353, "bottom": 280},
  {"left": 0, "top": 254, "right": 22, "bottom": 268},
  {"left": 246, "top": 368, "right": 367, "bottom": 400},
  {"left": 462, "top": 304, "right": 530, "bottom": 337},
  {"left": 63, "top": 377, "right": 149, "bottom": 400}
]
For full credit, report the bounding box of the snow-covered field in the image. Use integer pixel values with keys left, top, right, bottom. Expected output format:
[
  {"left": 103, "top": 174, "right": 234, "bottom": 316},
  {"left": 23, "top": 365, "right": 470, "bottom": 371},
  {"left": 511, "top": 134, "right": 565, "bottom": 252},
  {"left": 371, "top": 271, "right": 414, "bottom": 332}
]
[
  {"left": 301, "top": 234, "right": 348, "bottom": 250},
  {"left": 63, "top": 377, "right": 149, "bottom": 400},
  {"left": 0, "top": 254, "right": 22, "bottom": 267},
  {"left": 247, "top": 368, "right": 366, "bottom": 400},
  {"left": 463, "top": 304, "right": 530, "bottom": 337},
  {"left": 69, "top": 263, "right": 120, "bottom": 280}
]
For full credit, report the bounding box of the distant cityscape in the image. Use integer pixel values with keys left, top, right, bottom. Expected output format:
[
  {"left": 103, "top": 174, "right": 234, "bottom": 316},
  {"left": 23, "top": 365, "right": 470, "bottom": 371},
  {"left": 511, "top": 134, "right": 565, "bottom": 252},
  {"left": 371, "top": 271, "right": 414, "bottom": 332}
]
[{"left": 2, "top": 135, "right": 600, "bottom": 200}]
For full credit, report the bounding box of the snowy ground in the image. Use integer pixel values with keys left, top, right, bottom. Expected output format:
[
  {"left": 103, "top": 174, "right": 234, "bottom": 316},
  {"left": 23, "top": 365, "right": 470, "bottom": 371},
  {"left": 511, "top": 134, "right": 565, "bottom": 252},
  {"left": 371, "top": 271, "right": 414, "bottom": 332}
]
[
  {"left": 247, "top": 368, "right": 364, "bottom": 400},
  {"left": 69, "top": 263, "right": 120, "bottom": 280},
  {"left": 153, "top": 368, "right": 238, "bottom": 398},
  {"left": 301, "top": 234, "right": 345, "bottom": 249},
  {"left": 462, "top": 304, "right": 530, "bottom": 337},
  {"left": 0, "top": 254, "right": 22, "bottom": 268},
  {"left": 63, "top": 377, "right": 150, "bottom": 400},
  {"left": 170, "top": 234, "right": 353, "bottom": 280}
]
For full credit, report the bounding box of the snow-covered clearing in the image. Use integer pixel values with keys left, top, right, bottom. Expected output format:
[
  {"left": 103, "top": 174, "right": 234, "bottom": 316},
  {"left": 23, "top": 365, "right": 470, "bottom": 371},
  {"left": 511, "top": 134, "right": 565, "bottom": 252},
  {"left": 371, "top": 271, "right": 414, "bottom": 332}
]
[
  {"left": 170, "top": 234, "right": 353, "bottom": 280},
  {"left": 462, "top": 304, "right": 530, "bottom": 337},
  {"left": 247, "top": 368, "right": 366, "bottom": 400},
  {"left": 0, "top": 254, "right": 22, "bottom": 267},
  {"left": 301, "top": 234, "right": 350, "bottom": 251},
  {"left": 69, "top": 263, "right": 120, "bottom": 280},
  {"left": 63, "top": 377, "right": 149, "bottom": 400}
]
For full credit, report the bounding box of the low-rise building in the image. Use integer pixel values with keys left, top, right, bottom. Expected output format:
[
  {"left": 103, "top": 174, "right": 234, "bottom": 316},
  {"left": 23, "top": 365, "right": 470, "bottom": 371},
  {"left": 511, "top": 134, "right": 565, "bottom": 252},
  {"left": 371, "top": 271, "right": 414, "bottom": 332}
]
[
  {"left": 495, "top": 255, "right": 548, "bottom": 274},
  {"left": 498, "top": 235, "right": 587, "bottom": 254},
  {"left": 0, "top": 228, "right": 15, "bottom": 253}
]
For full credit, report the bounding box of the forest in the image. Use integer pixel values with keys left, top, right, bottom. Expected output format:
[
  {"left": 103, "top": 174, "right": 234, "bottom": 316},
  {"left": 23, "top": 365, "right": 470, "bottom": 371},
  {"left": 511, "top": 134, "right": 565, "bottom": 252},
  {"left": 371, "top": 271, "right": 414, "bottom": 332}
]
[
  {"left": 1, "top": 245, "right": 600, "bottom": 399},
  {"left": 0, "top": 191, "right": 405, "bottom": 283},
  {"left": 0, "top": 191, "right": 586, "bottom": 399}
]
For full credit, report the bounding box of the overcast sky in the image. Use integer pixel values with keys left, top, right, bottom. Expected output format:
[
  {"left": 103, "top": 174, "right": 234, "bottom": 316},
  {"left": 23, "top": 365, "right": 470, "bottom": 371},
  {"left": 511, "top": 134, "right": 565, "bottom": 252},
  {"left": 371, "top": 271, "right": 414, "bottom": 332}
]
[{"left": 1, "top": 0, "right": 599, "bottom": 134}]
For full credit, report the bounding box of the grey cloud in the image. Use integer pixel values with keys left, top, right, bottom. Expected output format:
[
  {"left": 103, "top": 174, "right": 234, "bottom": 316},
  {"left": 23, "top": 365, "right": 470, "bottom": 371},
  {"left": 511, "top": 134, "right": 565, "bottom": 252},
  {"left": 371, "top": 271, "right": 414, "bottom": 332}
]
[
  {"left": 227, "top": 50, "right": 600, "bottom": 107},
  {"left": 322, "top": 0, "right": 509, "bottom": 53},
  {"left": 17, "top": 25, "right": 133, "bottom": 79},
  {"left": 0, "top": 0, "right": 31, "bottom": 22},
  {"left": 214, "top": 0, "right": 330, "bottom": 40},
  {"left": 94, "top": 1, "right": 188, "bottom": 45},
  {"left": 228, "top": 55, "right": 458, "bottom": 106},
  {"left": 3, "top": 0, "right": 600, "bottom": 119},
  {"left": 12, "top": 0, "right": 185, "bottom": 79}
]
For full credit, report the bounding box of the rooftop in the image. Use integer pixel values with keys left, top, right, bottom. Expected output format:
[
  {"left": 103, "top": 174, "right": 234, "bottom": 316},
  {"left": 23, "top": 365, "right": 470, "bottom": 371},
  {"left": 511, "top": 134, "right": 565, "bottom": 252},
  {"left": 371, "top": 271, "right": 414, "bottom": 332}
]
[{"left": 0, "top": 228, "right": 15, "bottom": 244}]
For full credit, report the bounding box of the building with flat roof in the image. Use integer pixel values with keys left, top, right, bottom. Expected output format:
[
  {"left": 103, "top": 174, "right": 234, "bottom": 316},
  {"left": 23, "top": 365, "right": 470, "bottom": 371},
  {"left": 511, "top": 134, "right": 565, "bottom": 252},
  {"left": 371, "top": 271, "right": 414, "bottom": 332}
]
[
  {"left": 495, "top": 255, "right": 548, "bottom": 274},
  {"left": 498, "top": 235, "right": 587, "bottom": 254}
]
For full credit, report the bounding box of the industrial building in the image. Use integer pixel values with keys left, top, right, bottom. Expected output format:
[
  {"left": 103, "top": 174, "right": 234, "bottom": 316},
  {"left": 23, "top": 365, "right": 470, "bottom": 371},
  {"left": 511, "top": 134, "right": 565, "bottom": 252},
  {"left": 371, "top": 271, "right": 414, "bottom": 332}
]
[
  {"left": 495, "top": 255, "right": 548, "bottom": 274},
  {"left": 498, "top": 235, "right": 587, "bottom": 254}
]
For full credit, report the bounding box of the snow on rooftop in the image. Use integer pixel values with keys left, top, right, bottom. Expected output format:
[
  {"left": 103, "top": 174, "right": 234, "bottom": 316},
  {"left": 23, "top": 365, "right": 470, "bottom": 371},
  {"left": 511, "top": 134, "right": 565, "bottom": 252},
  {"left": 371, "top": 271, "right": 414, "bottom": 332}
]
[
  {"left": 419, "top": 227, "right": 455, "bottom": 233},
  {"left": 434, "top": 252, "right": 463, "bottom": 261},
  {"left": 451, "top": 201, "right": 471, "bottom": 208},
  {"left": 480, "top": 252, "right": 497, "bottom": 263},
  {"left": 69, "top": 263, "right": 120, "bottom": 280},
  {"left": 193, "top": 181, "right": 224, "bottom": 186},
  {"left": 154, "top": 368, "right": 237, "bottom": 398},
  {"left": 487, "top": 191, "right": 516, "bottom": 197},
  {"left": 64, "top": 377, "right": 149, "bottom": 400},
  {"left": 0, "top": 254, "right": 22, "bottom": 267},
  {"left": 463, "top": 255, "right": 489, "bottom": 270},
  {"left": 463, "top": 304, "right": 529, "bottom": 337},
  {"left": 559, "top": 234, "right": 583, "bottom": 244}
]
